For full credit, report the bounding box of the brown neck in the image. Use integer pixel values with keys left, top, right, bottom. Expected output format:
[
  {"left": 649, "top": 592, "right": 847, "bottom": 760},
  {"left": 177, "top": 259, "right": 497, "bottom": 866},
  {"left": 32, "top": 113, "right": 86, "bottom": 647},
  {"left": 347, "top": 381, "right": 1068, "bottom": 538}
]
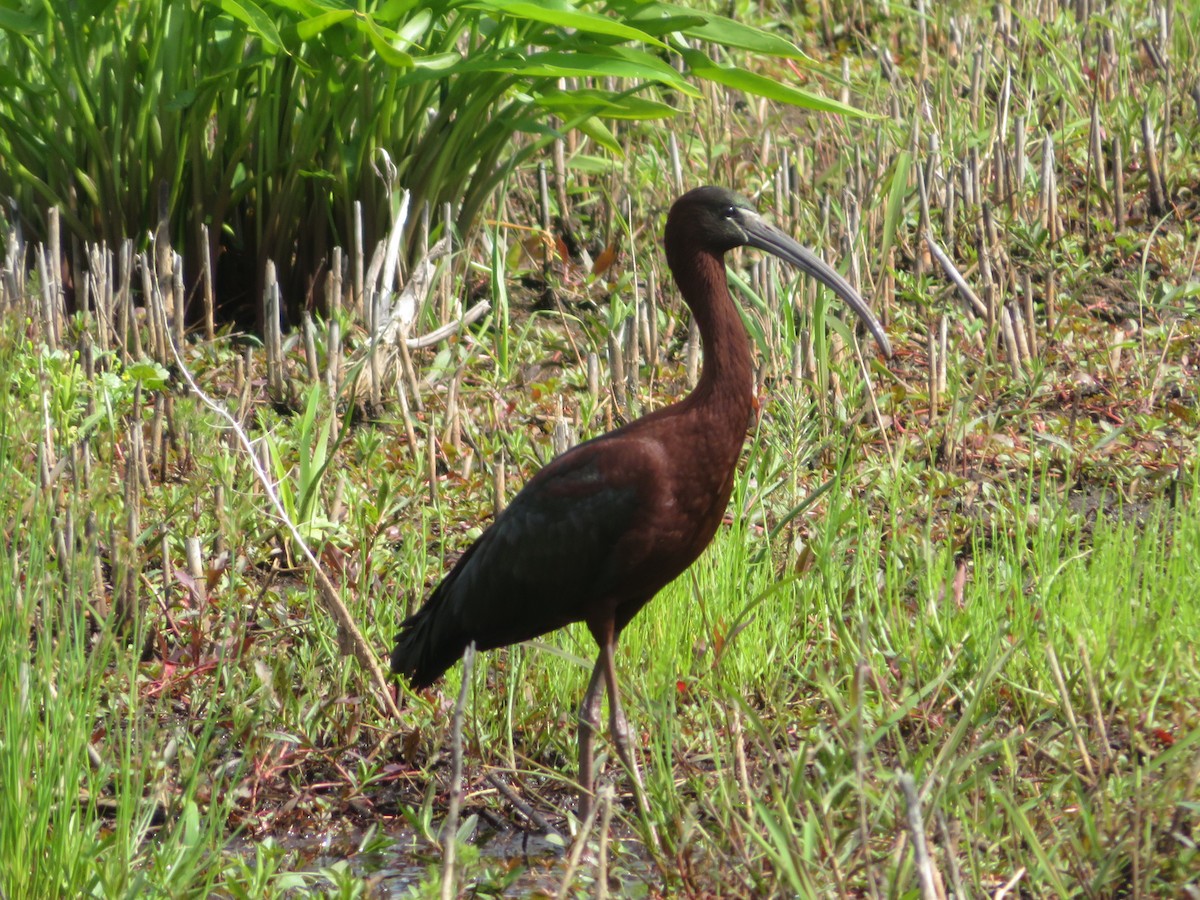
[{"left": 670, "top": 248, "right": 755, "bottom": 425}]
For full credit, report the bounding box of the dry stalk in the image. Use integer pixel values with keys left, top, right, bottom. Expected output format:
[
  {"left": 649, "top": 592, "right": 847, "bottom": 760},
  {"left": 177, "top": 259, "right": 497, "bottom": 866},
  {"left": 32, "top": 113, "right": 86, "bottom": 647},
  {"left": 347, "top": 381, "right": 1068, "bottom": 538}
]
[
  {"left": 552, "top": 395, "right": 574, "bottom": 456},
  {"left": 426, "top": 418, "right": 440, "bottom": 509},
  {"left": 1114, "top": 136, "right": 1126, "bottom": 230},
  {"left": 393, "top": 375, "right": 421, "bottom": 465},
  {"left": 1013, "top": 115, "right": 1026, "bottom": 197},
  {"left": 171, "top": 251, "right": 185, "bottom": 351},
  {"left": 47, "top": 207, "right": 63, "bottom": 348},
  {"left": 554, "top": 786, "right": 599, "bottom": 900},
  {"left": 1142, "top": 111, "right": 1167, "bottom": 217},
  {"left": 995, "top": 866, "right": 1026, "bottom": 899},
  {"left": 36, "top": 386, "right": 54, "bottom": 490},
  {"left": 484, "top": 771, "right": 562, "bottom": 837},
  {"left": 185, "top": 535, "right": 206, "bottom": 604},
  {"left": 995, "top": 66, "right": 1011, "bottom": 204},
  {"left": 926, "top": 233, "right": 987, "bottom": 319},
  {"left": 554, "top": 124, "right": 570, "bottom": 220},
  {"left": 898, "top": 771, "right": 943, "bottom": 900},
  {"left": 609, "top": 327, "right": 627, "bottom": 409},
  {"left": 160, "top": 533, "right": 173, "bottom": 615},
  {"left": 115, "top": 395, "right": 143, "bottom": 631},
  {"left": 164, "top": 327, "right": 403, "bottom": 721},
  {"left": 1077, "top": 637, "right": 1112, "bottom": 772},
  {"left": 138, "top": 251, "right": 165, "bottom": 365},
  {"left": 353, "top": 200, "right": 365, "bottom": 318},
  {"left": 853, "top": 334, "right": 891, "bottom": 455},
  {"left": 928, "top": 326, "right": 939, "bottom": 420},
  {"left": 1040, "top": 132, "right": 1060, "bottom": 242},
  {"left": 976, "top": 221, "right": 995, "bottom": 330},
  {"left": 935, "top": 812, "right": 966, "bottom": 898},
  {"left": 625, "top": 294, "right": 640, "bottom": 399},
  {"left": 200, "top": 223, "right": 216, "bottom": 341},
  {"left": 537, "top": 161, "right": 551, "bottom": 231},
  {"left": 440, "top": 642, "right": 475, "bottom": 900},
  {"left": 937, "top": 315, "right": 947, "bottom": 395},
  {"left": 1010, "top": 301, "right": 1031, "bottom": 369},
  {"left": 264, "top": 260, "right": 286, "bottom": 403},
  {"left": 301, "top": 312, "right": 320, "bottom": 383},
  {"left": 118, "top": 240, "right": 138, "bottom": 364},
  {"left": 1046, "top": 269, "right": 1058, "bottom": 338},
  {"left": 492, "top": 452, "right": 506, "bottom": 518},
  {"left": 587, "top": 351, "right": 600, "bottom": 411},
  {"left": 150, "top": 393, "right": 164, "bottom": 472},
  {"left": 596, "top": 784, "right": 615, "bottom": 900},
  {"left": 1021, "top": 271, "right": 1037, "bottom": 360},
  {"left": 1000, "top": 306, "right": 1023, "bottom": 378},
  {"left": 646, "top": 265, "right": 659, "bottom": 371},
  {"left": 668, "top": 131, "right": 683, "bottom": 195},
  {"left": 1045, "top": 642, "right": 1097, "bottom": 783},
  {"left": 406, "top": 301, "right": 492, "bottom": 350},
  {"left": 1088, "top": 97, "right": 1109, "bottom": 217},
  {"left": 325, "top": 259, "right": 343, "bottom": 400}
]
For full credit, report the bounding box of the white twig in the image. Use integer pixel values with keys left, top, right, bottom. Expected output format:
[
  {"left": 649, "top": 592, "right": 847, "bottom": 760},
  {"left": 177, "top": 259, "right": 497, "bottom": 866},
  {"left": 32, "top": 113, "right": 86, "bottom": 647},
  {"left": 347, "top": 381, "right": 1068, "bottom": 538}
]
[
  {"left": 926, "top": 230, "right": 988, "bottom": 318},
  {"left": 441, "top": 642, "right": 475, "bottom": 900},
  {"left": 165, "top": 327, "right": 402, "bottom": 721},
  {"left": 898, "top": 771, "right": 941, "bottom": 900},
  {"left": 406, "top": 300, "right": 491, "bottom": 349},
  {"left": 995, "top": 866, "right": 1026, "bottom": 899},
  {"left": 376, "top": 236, "right": 451, "bottom": 345}
]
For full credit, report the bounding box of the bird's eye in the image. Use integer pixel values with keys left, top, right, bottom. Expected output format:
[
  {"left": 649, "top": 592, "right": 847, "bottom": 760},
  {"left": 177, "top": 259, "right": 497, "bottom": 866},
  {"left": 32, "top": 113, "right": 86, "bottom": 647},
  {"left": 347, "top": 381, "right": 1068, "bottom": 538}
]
[{"left": 722, "top": 205, "right": 737, "bottom": 218}]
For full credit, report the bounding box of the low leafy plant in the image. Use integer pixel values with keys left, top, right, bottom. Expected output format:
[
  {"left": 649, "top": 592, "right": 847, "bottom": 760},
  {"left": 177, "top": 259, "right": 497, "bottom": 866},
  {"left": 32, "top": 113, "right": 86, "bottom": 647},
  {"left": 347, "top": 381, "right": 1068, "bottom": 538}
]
[{"left": 0, "top": 0, "right": 858, "bottom": 318}]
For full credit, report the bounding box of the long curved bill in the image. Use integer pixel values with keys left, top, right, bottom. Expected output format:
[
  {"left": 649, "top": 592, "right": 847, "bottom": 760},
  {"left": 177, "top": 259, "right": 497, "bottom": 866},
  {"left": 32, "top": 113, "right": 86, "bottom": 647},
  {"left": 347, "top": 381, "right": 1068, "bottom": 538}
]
[{"left": 741, "top": 212, "right": 893, "bottom": 358}]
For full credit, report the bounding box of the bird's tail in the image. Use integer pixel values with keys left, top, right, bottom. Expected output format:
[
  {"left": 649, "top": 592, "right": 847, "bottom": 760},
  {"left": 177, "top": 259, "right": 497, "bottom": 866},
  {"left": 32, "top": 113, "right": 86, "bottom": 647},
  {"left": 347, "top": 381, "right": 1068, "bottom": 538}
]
[{"left": 390, "top": 601, "right": 469, "bottom": 689}]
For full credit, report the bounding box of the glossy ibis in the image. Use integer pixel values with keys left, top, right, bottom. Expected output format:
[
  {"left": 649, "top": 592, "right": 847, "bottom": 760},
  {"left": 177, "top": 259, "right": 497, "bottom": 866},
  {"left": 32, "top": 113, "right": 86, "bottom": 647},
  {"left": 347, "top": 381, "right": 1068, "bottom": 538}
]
[{"left": 392, "top": 185, "right": 892, "bottom": 821}]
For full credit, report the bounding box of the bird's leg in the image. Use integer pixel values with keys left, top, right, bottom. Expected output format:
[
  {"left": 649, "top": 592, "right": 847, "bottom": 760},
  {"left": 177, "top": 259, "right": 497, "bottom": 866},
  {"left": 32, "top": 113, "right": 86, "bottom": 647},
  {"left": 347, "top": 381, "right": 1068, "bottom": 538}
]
[
  {"left": 598, "top": 631, "right": 654, "bottom": 822},
  {"left": 576, "top": 655, "right": 605, "bottom": 825}
]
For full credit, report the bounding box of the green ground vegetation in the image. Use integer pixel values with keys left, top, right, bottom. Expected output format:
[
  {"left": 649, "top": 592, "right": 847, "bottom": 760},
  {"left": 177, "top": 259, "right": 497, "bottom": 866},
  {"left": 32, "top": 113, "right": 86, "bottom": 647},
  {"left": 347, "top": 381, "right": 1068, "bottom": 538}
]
[{"left": 2, "top": 0, "right": 1199, "bottom": 896}]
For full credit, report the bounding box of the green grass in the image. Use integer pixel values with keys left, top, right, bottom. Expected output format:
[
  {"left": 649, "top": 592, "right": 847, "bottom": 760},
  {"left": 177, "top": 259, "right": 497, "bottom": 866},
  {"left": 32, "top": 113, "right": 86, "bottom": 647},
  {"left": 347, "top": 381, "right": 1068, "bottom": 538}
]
[
  {"left": 2, "top": 303, "right": 1198, "bottom": 895},
  {"left": 0, "top": 0, "right": 842, "bottom": 322},
  {"left": 0, "top": 342, "right": 242, "bottom": 897},
  {"left": 2, "top": 0, "right": 1200, "bottom": 895},
  {"left": 431, "top": 453, "right": 1199, "bottom": 895}
]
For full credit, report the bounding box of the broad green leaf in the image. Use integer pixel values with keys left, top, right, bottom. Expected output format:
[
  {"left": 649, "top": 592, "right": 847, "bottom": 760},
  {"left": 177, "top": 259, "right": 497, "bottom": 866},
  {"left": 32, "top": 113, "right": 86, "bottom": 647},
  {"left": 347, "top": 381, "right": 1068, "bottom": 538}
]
[
  {"left": 562, "top": 154, "right": 621, "bottom": 175},
  {"left": 73, "top": 168, "right": 100, "bottom": 206},
  {"left": 358, "top": 15, "right": 415, "bottom": 68},
  {"left": 213, "top": 0, "right": 282, "bottom": 50},
  {"left": 393, "top": 7, "right": 433, "bottom": 44},
  {"left": 125, "top": 360, "right": 170, "bottom": 391},
  {"left": 574, "top": 115, "right": 621, "bottom": 154},
  {"left": 164, "top": 88, "right": 199, "bottom": 112},
  {"left": 1033, "top": 432, "right": 1074, "bottom": 454},
  {"left": 296, "top": 9, "right": 354, "bottom": 40},
  {"left": 1094, "top": 424, "right": 1127, "bottom": 452},
  {"left": 632, "top": 2, "right": 808, "bottom": 59},
  {"left": 606, "top": 7, "right": 706, "bottom": 37},
  {"left": 0, "top": 5, "right": 46, "bottom": 33},
  {"left": 506, "top": 49, "right": 695, "bottom": 93},
  {"left": 258, "top": 0, "right": 330, "bottom": 14},
  {"left": 535, "top": 88, "right": 676, "bottom": 120},
  {"left": 469, "top": 0, "right": 668, "bottom": 49},
  {"left": 680, "top": 48, "right": 868, "bottom": 117},
  {"left": 879, "top": 149, "right": 912, "bottom": 272},
  {"left": 411, "top": 52, "right": 461, "bottom": 71},
  {"left": 375, "top": 0, "right": 427, "bottom": 23}
]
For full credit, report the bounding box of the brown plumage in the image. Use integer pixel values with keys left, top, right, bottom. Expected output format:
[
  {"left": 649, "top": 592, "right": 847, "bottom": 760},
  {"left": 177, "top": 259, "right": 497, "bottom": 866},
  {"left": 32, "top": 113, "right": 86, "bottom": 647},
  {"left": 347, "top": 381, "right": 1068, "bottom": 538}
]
[{"left": 392, "top": 186, "right": 892, "bottom": 820}]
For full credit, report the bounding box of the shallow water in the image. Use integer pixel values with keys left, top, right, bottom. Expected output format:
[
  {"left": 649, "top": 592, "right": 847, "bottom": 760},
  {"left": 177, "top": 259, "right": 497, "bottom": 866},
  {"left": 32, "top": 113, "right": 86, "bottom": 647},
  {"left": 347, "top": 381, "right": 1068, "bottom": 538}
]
[{"left": 234, "top": 818, "right": 657, "bottom": 897}]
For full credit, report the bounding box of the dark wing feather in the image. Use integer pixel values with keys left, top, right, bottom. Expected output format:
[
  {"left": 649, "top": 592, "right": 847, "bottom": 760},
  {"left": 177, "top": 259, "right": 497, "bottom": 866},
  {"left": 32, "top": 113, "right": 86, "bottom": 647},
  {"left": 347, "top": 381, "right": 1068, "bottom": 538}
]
[{"left": 390, "top": 440, "right": 644, "bottom": 687}]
